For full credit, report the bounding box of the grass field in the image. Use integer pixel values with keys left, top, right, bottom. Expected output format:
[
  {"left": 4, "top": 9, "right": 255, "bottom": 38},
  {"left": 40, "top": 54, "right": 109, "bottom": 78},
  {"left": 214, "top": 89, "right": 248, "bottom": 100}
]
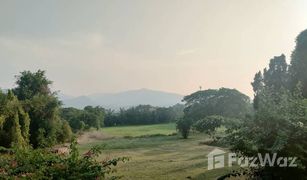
[
  {"left": 101, "top": 123, "right": 177, "bottom": 137},
  {"left": 78, "top": 123, "right": 237, "bottom": 180}
]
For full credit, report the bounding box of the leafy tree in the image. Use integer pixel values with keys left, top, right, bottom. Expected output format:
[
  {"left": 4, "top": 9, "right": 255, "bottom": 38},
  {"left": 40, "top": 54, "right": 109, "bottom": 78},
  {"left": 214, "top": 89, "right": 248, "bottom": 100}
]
[
  {"left": 60, "top": 107, "right": 84, "bottom": 132},
  {"left": 104, "top": 109, "right": 118, "bottom": 127},
  {"left": 227, "top": 85, "right": 307, "bottom": 178},
  {"left": 0, "top": 90, "right": 30, "bottom": 148},
  {"left": 26, "top": 94, "right": 62, "bottom": 147},
  {"left": 251, "top": 71, "right": 264, "bottom": 109},
  {"left": 252, "top": 55, "right": 290, "bottom": 110},
  {"left": 169, "top": 103, "right": 185, "bottom": 120},
  {"left": 183, "top": 88, "right": 252, "bottom": 121},
  {"left": 176, "top": 118, "right": 193, "bottom": 139},
  {"left": 83, "top": 106, "right": 105, "bottom": 130},
  {"left": 263, "top": 54, "right": 289, "bottom": 90},
  {"left": 61, "top": 106, "right": 105, "bottom": 131},
  {"left": 228, "top": 47, "right": 307, "bottom": 179},
  {"left": 13, "top": 70, "right": 52, "bottom": 100},
  {"left": 290, "top": 29, "right": 307, "bottom": 97},
  {"left": 57, "top": 121, "right": 73, "bottom": 143},
  {"left": 13, "top": 70, "right": 68, "bottom": 148},
  {"left": 193, "top": 116, "right": 223, "bottom": 137},
  {"left": 227, "top": 32, "right": 307, "bottom": 178}
]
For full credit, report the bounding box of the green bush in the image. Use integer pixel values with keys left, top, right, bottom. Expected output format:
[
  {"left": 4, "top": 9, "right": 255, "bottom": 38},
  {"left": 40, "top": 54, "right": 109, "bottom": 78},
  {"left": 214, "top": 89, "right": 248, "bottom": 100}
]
[{"left": 0, "top": 139, "right": 128, "bottom": 179}]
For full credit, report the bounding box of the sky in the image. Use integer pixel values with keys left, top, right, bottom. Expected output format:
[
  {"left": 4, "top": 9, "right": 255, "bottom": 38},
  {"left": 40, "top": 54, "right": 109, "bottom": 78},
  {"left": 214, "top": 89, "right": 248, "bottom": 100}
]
[{"left": 0, "top": 0, "right": 307, "bottom": 97}]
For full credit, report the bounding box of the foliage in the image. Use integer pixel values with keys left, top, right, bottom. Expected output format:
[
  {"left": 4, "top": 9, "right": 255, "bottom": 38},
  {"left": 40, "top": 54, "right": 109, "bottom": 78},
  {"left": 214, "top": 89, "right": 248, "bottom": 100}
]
[
  {"left": 60, "top": 107, "right": 85, "bottom": 131},
  {"left": 104, "top": 104, "right": 184, "bottom": 126},
  {"left": 60, "top": 106, "right": 105, "bottom": 132},
  {"left": 227, "top": 86, "right": 307, "bottom": 178},
  {"left": 193, "top": 116, "right": 223, "bottom": 137},
  {"left": 251, "top": 71, "right": 264, "bottom": 109},
  {"left": 252, "top": 54, "right": 290, "bottom": 109},
  {"left": 227, "top": 30, "right": 307, "bottom": 178},
  {"left": 13, "top": 70, "right": 52, "bottom": 101},
  {"left": 229, "top": 47, "right": 307, "bottom": 178},
  {"left": 0, "top": 90, "right": 30, "bottom": 148},
  {"left": 11, "top": 70, "right": 71, "bottom": 148},
  {"left": 183, "top": 88, "right": 252, "bottom": 121},
  {"left": 83, "top": 106, "right": 105, "bottom": 130},
  {"left": 176, "top": 118, "right": 193, "bottom": 139},
  {"left": 57, "top": 121, "right": 73, "bottom": 143},
  {"left": 263, "top": 54, "right": 289, "bottom": 90},
  {"left": 26, "top": 94, "right": 63, "bottom": 147},
  {"left": 0, "top": 139, "right": 128, "bottom": 179},
  {"left": 290, "top": 29, "right": 307, "bottom": 98}
]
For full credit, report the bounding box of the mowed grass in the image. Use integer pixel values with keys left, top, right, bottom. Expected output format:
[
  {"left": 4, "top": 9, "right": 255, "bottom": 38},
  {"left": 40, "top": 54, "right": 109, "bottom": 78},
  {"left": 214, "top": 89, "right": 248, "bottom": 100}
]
[
  {"left": 78, "top": 123, "right": 238, "bottom": 180},
  {"left": 101, "top": 123, "right": 176, "bottom": 137}
]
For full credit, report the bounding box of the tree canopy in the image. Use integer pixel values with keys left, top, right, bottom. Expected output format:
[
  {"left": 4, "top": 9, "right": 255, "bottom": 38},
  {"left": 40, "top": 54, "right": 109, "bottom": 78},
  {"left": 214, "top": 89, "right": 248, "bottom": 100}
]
[
  {"left": 252, "top": 54, "right": 289, "bottom": 109},
  {"left": 290, "top": 29, "right": 307, "bottom": 97},
  {"left": 11, "top": 70, "right": 71, "bottom": 148},
  {"left": 183, "top": 88, "right": 252, "bottom": 121},
  {"left": 104, "top": 104, "right": 184, "bottom": 126},
  {"left": 228, "top": 29, "right": 307, "bottom": 178},
  {"left": 0, "top": 91, "right": 30, "bottom": 148}
]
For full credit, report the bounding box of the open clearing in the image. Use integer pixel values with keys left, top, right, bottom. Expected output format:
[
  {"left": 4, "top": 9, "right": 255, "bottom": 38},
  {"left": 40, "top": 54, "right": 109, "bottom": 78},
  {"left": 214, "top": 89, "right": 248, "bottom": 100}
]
[
  {"left": 78, "top": 123, "right": 237, "bottom": 180},
  {"left": 101, "top": 123, "right": 177, "bottom": 137}
]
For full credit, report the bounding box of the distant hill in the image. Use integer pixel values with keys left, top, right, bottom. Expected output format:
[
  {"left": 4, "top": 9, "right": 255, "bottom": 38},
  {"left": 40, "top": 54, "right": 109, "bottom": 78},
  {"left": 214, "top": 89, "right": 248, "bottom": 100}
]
[
  {"left": 61, "top": 96, "right": 98, "bottom": 109},
  {"left": 59, "top": 89, "right": 183, "bottom": 109}
]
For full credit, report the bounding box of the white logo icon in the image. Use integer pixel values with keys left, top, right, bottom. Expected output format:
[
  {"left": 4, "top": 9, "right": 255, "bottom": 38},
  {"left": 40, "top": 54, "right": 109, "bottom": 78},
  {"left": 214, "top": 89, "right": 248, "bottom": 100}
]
[{"left": 207, "top": 148, "right": 226, "bottom": 170}]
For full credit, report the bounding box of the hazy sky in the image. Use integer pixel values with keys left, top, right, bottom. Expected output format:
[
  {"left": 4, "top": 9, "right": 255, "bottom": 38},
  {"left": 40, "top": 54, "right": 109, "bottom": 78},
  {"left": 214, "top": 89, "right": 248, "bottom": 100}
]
[{"left": 1, "top": 0, "right": 307, "bottom": 97}]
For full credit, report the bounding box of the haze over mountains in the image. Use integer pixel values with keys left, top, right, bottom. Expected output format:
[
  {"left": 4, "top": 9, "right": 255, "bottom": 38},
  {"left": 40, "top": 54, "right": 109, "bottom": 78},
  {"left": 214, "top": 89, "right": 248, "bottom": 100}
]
[{"left": 58, "top": 89, "right": 184, "bottom": 109}]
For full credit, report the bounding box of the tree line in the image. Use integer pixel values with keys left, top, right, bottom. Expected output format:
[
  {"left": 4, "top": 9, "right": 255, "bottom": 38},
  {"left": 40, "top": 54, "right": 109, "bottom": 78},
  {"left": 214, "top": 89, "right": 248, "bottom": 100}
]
[
  {"left": 177, "top": 29, "right": 307, "bottom": 178},
  {"left": 0, "top": 71, "right": 129, "bottom": 179},
  {"left": 228, "top": 29, "right": 307, "bottom": 178},
  {"left": 104, "top": 104, "right": 184, "bottom": 126},
  {"left": 0, "top": 70, "right": 184, "bottom": 148},
  {"left": 60, "top": 103, "right": 183, "bottom": 132}
]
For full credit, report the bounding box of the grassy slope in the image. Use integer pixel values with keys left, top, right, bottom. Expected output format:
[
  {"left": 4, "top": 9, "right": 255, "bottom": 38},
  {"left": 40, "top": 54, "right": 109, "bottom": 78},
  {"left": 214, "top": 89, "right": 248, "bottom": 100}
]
[{"left": 78, "top": 123, "right": 237, "bottom": 180}]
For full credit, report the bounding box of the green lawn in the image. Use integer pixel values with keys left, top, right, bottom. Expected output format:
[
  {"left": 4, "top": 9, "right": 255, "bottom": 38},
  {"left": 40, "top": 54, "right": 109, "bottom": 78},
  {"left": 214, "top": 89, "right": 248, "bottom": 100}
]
[
  {"left": 78, "top": 123, "right": 238, "bottom": 180},
  {"left": 101, "top": 123, "right": 177, "bottom": 137}
]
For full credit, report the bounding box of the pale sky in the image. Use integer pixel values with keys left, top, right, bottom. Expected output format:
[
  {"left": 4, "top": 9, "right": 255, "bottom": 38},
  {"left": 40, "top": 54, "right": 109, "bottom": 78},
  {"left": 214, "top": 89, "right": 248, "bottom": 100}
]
[{"left": 1, "top": 0, "right": 307, "bottom": 97}]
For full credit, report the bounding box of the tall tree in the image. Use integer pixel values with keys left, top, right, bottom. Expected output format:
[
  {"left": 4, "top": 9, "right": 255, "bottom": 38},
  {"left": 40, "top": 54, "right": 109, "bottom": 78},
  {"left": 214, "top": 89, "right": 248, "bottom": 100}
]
[
  {"left": 252, "top": 54, "right": 290, "bottom": 109},
  {"left": 13, "top": 70, "right": 52, "bottom": 100},
  {"left": 228, "top": 84, "right": 307, "bottom": 178},
  {"left": 13, "top": 70, "right": 64, "bottom": 147},
  {"left": 251, "top": 71, "right": 264, "bottom": 109},
  {"left": 0, "top": 90, "right": 30, "bottom": 148},
  {"left": 263, "top": 54, "right": 289, "bottom": 90},
  {"left": 290, "top": 29, "right": 307, "bottom": 98},
  {"left": 83, "top": 106, "right": 104, "bottom": 130}
]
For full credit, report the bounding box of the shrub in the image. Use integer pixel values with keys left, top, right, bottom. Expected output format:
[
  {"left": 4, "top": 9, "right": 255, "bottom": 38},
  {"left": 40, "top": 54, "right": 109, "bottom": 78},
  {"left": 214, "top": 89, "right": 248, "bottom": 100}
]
[{"left": 0, "top": 139, "right": 128, "bottom": 179}]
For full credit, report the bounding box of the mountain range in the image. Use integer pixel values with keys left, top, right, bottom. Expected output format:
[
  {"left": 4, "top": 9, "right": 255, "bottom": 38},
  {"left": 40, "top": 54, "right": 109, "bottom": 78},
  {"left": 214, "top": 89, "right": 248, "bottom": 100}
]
[{"left": 58, "top": 89, "right": 184, "bottom": 109}]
